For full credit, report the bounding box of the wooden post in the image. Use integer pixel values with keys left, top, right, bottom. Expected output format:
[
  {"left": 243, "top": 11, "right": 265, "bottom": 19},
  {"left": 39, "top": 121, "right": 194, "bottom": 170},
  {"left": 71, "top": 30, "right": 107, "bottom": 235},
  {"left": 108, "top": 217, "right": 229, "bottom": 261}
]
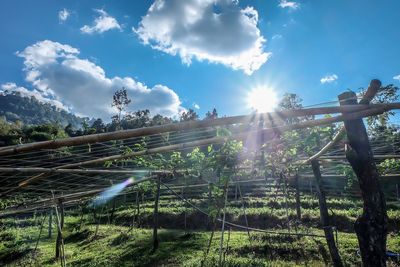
[
  {"left": 152, "top": 175, "right": 161, "bottom": 251},
  {"left": 55, "top": 199, "right": 65, "bottom": 260},
  {"left": 234, "top": 183, "right": 238, "bottom": 201},
  {"left": 295, "top": 173, "right": 302, "bottom": 221},
  {"left": 339, "top": 87, "right": 388, "bottom": 267},
  {"left": 311, "top": 160, "right": 343, "bottom": 267},
  {"left": 207, "top": 182, "right": 212, "bottom": 231},
  {"left": 136, "top": 191, "right": 140, "bottom": 227},
  {"left": 34, "top": 212, "right": 47, "bottom": 253},
  {"left": 109, "top": 180, "right": 116, "bottom": 224},
  {"left": 48, "top": 209, "right": 53, "bottom": 238},
  {"left": 181, "top": 187, "right": 187, "bottom": 231}
]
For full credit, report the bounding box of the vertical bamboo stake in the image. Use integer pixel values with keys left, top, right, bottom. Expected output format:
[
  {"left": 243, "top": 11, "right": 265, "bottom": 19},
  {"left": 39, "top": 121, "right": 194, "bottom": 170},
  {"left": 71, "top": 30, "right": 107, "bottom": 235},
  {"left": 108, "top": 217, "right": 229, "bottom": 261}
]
[
  {"left": 48, "top": 209, "right": 53, "bottom": 238},
  {"left": 109, "top": 180, "right": 116, "bottom": 224},
  {"left": 34, "top": 212, "right": 47, "bottom": 254},
  {"left": 295, "top": 173, "right": 302, "bottom": 221},
  {"left": 152, "top": 174, "right": 161, "bottom": 251},
  {"left": 136, "top": 190, "right": 140, "bottom": 227},
  {"left": 311, "top": 160, "right": 343, "bottom": 267},
  {"left": 207, "top": 182, "right": 212, "bottom": 230},
  {"left": 52, "top": 192, "right": 66, "bottom": 267},
  {"left": 181, "top": 187, "right": 187, "bottom": 232},
  {"left": 237, "top": 181, "right": 251, "bottom": 241},
  {"left": 218, "top": 187, "right": 229, "bottom": 267},
  {"left": 234, "top": 183, "right": 238, "bottom": 201}
]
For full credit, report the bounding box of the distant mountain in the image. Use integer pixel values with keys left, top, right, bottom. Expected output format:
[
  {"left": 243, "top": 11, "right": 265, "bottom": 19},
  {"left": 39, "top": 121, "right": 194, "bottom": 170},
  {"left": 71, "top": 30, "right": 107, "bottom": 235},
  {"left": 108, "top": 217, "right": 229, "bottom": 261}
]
[{"left": 0, "top": 92, "right": 88, "bottom": 128}]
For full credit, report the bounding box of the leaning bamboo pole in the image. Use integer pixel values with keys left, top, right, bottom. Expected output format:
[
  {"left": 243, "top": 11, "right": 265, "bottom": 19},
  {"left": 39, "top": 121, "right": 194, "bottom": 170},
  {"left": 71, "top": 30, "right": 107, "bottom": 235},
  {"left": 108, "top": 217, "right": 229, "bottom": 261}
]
[
  {"left": 300, "top": 79, "right": 381, "bottom": 165},
  {"left": 0, "top": 103, "right": 397, "bottom": 156}
]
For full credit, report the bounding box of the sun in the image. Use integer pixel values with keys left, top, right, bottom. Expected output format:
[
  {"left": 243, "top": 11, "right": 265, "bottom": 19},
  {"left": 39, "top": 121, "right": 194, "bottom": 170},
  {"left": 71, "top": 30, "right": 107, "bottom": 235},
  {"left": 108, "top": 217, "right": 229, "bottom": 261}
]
[{"left": 246, "top": 87, "right": 278, "bottom": 113}]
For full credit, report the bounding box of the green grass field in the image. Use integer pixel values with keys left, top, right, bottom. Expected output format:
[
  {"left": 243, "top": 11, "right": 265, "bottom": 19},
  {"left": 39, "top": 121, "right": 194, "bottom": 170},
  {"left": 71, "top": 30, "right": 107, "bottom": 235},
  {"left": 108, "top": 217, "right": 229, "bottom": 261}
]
[{"left": 1, "top": 194, "right": 400, "bottom": 266}]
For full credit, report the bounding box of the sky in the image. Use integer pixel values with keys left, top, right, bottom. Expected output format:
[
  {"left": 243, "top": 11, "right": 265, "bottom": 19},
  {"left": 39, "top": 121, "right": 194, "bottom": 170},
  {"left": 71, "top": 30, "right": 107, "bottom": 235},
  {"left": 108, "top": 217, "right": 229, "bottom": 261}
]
[{"left": 0, "top": 0, "right": 399, "bottom": 121}]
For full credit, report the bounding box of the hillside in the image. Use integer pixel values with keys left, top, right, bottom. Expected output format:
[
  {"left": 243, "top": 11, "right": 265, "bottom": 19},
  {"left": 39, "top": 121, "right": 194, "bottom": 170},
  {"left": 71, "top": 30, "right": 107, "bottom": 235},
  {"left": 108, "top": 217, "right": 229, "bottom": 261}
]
[{"left": 0, "top": 92, "right": 88, "bottom": 128}]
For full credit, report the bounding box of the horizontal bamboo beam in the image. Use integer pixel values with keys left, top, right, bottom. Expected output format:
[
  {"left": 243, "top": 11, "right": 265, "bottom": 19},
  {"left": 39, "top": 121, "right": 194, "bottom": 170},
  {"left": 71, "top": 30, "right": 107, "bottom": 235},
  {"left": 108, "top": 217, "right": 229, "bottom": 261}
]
[
  {"left": 0, "top": 168, "right": 172, "bottom": 175},
  {"left": 4, "top": 103, "right": 400, "bottom": 197},
  {"left": 312, "top": 155, "right": 400, "bottom": 160},
  {"left": 0, "top": 103, "right": 398, "bottom": 156},
  {"left": 60, "top": 105, "right": 400, "bottom": 169}
]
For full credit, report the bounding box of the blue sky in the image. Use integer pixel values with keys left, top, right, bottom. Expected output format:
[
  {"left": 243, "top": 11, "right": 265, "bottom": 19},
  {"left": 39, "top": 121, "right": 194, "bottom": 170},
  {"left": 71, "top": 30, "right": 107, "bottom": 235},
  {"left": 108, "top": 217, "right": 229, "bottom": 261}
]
[{"left": 0, "top": 0, "right": 399, "bottom": 120}]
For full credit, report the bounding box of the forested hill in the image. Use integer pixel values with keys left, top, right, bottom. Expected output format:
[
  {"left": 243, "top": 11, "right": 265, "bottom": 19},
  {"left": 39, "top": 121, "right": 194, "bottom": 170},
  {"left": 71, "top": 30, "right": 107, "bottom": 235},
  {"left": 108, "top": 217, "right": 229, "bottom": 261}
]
[{"left": 0, "top": 92, "right": 87, "bottom": 128}]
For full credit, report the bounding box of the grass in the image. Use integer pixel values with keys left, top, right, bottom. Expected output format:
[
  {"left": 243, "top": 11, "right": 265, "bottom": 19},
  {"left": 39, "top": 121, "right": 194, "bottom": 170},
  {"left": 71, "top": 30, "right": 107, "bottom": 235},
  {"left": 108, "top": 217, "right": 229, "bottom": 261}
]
[{"left": 1, "top": 193, "right": 400, "bottom": 266}]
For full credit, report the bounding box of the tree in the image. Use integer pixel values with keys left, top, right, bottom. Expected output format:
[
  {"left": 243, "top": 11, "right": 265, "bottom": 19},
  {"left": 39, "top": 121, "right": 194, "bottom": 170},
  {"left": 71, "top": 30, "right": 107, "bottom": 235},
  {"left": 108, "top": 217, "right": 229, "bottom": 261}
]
[
  {"left": 180, "top": 109, "right": 199, "bottom": 122},
  {"left": 111, "top": 88, "right": 131, "bottom": 129},
  {"left": 205, "top": 108, "right": 218, "bottom": 120},
  {"left": 121, "top": 110, "right": 151, "bottom": 129},
  {"left": 91, "top": 118, "right": 106, "bottom": 133}
]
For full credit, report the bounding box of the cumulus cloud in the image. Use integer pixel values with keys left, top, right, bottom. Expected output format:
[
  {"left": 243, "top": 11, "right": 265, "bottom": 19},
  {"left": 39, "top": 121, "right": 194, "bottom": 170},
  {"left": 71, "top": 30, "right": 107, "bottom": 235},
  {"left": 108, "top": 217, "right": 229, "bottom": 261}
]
[
  {"left": 134, "top": 0, "right": 270, "bottom": 75},
  {"left": 278, "top": 0, "right": 300, "bottom": 10},
  {"left": 81, "top": 9, "right": 121, "bottom": 34},
  {"left": 58, "top": 8, "right": 70, "bottom": 23},
  {"left": 320, "top": 74, "right": 338, "bottom": 84},
  {"left": 193, "top": 103, "right": 200, "bottom": 109},
  {"left": 393, "top": 75, "right": 400, "bottom": 81},
  {"left": 9, "top": 40, "right": 183, "bottom": 120}
]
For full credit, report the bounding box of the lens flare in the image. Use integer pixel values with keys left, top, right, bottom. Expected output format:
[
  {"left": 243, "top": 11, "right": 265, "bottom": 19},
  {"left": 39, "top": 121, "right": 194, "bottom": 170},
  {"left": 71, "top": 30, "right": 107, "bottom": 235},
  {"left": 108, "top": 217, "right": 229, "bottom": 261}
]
[
  {"left": 91, "top": 178, "right": 134, "bottom": 207},
  {"left": 246, "top": 87, "right": 278, "bottom": 113}
]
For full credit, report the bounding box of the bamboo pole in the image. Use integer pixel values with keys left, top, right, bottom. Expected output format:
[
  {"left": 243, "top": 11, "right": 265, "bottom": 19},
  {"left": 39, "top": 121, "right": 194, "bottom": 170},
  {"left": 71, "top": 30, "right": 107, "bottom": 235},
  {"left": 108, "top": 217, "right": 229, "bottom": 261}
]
[
  {"left": 7, "top": 103, "right": 400, "bottom": 195},
  {"left": 51, "top": 104, "right": 400, "bottom": 170},
  {"left": 295, "top": 173, "right": 301, "bottom": 221},
  {"left": 1, "top": 103, "right": 393, "bottom": 157},
  {"left": 152, "top": 174, "right": 161, "bottom": 251},
  {"left": 48, "top": 209, "right": 53, "bottom": 238},
  {"left": 34, "top": 212, "right": 47, "bottom": 254},
  {"left": 0, "top": 167, "right": 173, "bottom": 175},
  {"left": 311, "top": 160, "right": 343, "bottom": 267},
  {"left": 300, "top": 79, "right": 381, "bottom": 165}
]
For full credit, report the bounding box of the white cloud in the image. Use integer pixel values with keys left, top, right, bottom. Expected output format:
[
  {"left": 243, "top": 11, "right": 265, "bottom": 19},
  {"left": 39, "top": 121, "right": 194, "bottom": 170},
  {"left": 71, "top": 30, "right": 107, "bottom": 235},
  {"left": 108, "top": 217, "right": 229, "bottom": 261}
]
[
  {"left": 320, "top": 74, "right": 338, "bottom": 84},
  {"left": 393, "top": 75, "right": 400, "bottom": 81},
  {"left": 11, "top": 40, "right": 183, "bottom": 120},
  {"left": 81, "top": 9, "right": 121, "bottom": 34},
  {"left": 59, "top": 8, "right": 70, "bottom": 23},
  {"left": 134, "top": 0, "right": 270, "bottom": 75},
  {"left": 278, "top": 0, "right": 300, "bottom": 10},
  {"left": 193, "top": 103, "right": 200, "bottom": 109}
]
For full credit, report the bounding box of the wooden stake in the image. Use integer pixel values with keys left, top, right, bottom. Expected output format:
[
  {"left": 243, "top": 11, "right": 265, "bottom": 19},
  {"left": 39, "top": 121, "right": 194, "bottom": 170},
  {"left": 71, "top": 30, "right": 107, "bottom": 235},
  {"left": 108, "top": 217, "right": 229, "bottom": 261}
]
[
  {"left": 295, "top": 173, "right": 302, "bottom": 221},
  {"left": 181, "top": 187, "right": 187, "bottom": 231},
  {"left": 34, "top": 212, "right": 47, "bottom": 254},
  {"left": 218, "top": 187, "right": 229, "bottom": 267},
  {"left": 311, "top": 160, "right": 343, "bottom": 267},
  {"left": 339, "top": 86, "right": 388, "bottom": 267},
  {"left": 152, "top": 175, "right": 161, "bottom": 251},
  {"left": 48, "top": 209, "right": 53, "bottom": 238}
]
